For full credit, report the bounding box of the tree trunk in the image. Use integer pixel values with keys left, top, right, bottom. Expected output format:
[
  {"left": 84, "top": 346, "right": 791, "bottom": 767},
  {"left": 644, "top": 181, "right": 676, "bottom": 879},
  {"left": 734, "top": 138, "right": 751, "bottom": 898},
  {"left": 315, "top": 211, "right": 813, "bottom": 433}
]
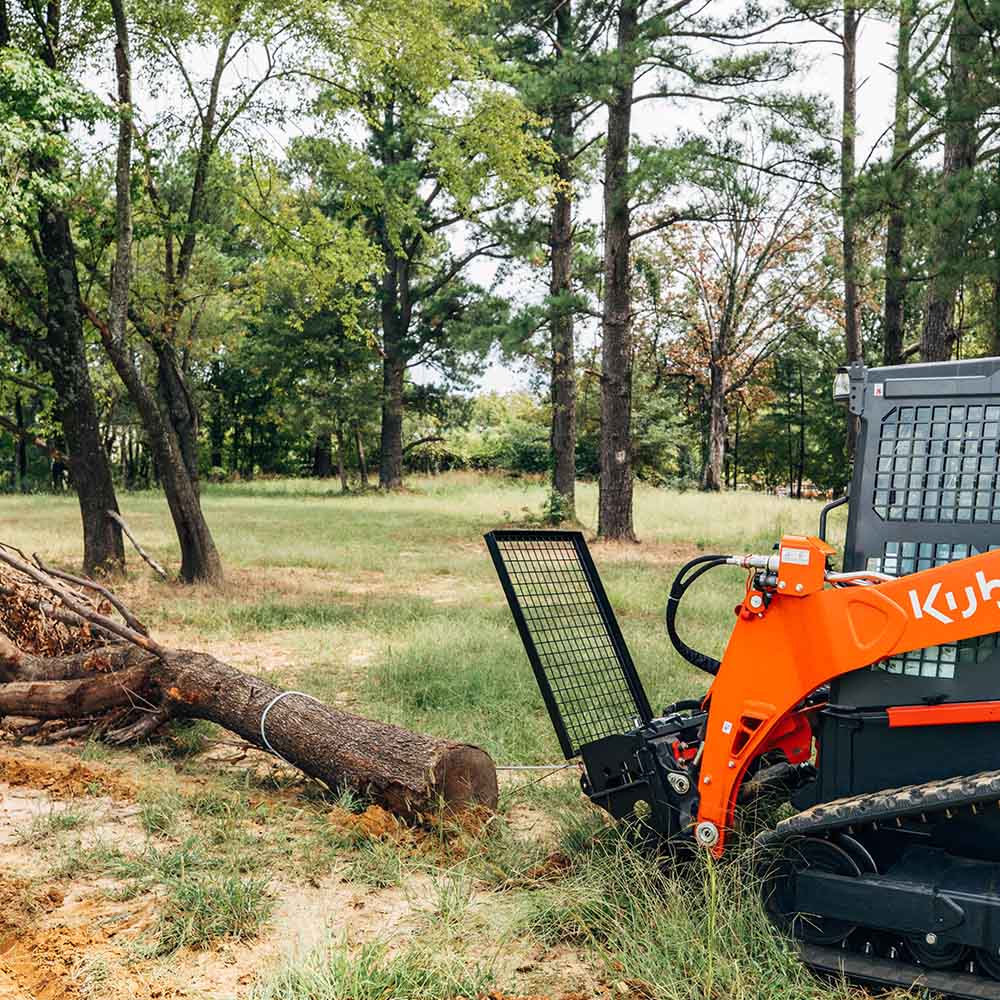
[
  {"left": 209, "top": 377, "right": 225, "bottom": 471},
  {"left": 883, "top": 0, "right": 913, "bottom": 366},
  {"left": 598, "top": 0, "right": 638, "bottom": 541},
  {"left": 732, "top": 404, "right": 740, "bottom": 490},
  {"left": 379, "top": 356, "right": 405, "bottom": 490},
  {"left": 700, "top": 361, "right": 725, "bottom": 491},
  {"left": 921, "top": 0, "right": 980, "bottom": 362},
  {"left": 37, "top": 209, "right": 126, "bottom": 577},
  {"left": 797, "top": 364, "right": 805, "bottom": 499},
  {"left": 154, "top": 345, "right": 200, "bottom": 487},
  {"left": 92, "top": 309, "right": 223, "bottom": 584},
  {"left": 313, "top": 433, "right": 333, "bottom": 478},
  {"left": 549, "top": 0, "right": 576, "bottom": 519},
  {"left": 13, "top": 396, "right": 26, "bottom": 493},
  {"left": 842, "top": 0, "right": 862, "bottom": 453},
  {"left": 0, "top": 641, "right": 498, "bottom": 817},
  {"left": 335, "top": 423, "right": 348, "bottom": 493},
  {"left": 355, "top": 425, "right": 369, "bottom": 487}
]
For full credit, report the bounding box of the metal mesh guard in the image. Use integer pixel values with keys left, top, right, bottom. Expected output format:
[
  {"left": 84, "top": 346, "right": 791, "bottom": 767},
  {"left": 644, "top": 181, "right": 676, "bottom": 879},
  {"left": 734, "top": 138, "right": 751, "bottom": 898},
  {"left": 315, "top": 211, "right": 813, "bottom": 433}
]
[{"left": 485, "top": 530, "right": 652, "bottom": 758}]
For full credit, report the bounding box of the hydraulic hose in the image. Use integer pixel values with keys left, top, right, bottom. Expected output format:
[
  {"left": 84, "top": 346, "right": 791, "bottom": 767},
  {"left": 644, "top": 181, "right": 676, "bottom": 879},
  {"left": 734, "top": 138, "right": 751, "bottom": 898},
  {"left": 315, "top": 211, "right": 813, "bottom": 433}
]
[{"left": 665, "top": 554, "right": 730, "bottom": 676}]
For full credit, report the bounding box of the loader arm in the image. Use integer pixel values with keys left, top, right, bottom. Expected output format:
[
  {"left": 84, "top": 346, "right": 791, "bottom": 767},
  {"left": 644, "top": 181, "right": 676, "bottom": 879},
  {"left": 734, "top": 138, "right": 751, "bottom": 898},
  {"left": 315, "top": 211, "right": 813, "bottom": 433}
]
[{"left": 697, "top": 536, "right": 1000, "bottom": 854}]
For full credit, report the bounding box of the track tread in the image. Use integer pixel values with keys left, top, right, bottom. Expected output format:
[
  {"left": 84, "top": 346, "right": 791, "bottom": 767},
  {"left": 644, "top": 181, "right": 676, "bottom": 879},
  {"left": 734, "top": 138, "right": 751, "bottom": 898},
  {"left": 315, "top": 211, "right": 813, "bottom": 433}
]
[
  {"left": 766, "top": 768, "right": 1000, "bottom": 840},
  {"left": 760, "top": 769, "right": 1000, "bottom": 996}
]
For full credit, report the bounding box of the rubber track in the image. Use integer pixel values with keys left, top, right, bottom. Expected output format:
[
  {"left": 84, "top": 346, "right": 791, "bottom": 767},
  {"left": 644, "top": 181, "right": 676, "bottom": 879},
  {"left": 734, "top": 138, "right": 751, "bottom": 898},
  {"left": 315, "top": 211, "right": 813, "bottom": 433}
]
[
  {"left": 762, "top": 768, "right": 1000, "bottom": 842},
  {"left": 758, "top": 769, "right": 1000, "bottom": 997}
]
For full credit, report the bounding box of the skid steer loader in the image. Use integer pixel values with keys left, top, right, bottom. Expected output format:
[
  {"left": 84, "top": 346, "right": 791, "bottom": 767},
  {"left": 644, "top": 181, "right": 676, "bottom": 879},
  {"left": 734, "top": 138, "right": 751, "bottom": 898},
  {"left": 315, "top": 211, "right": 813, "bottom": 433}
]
[{"left": 486, "top": 359, "right": 1000, "bottom": 998}]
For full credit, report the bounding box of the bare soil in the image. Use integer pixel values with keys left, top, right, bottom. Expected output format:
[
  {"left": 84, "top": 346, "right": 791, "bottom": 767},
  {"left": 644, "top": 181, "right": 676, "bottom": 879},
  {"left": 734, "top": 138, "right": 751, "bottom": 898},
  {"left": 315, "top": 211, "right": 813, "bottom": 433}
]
[{"left": 0, "top": 742, "right": 606, "bottom": 1000}]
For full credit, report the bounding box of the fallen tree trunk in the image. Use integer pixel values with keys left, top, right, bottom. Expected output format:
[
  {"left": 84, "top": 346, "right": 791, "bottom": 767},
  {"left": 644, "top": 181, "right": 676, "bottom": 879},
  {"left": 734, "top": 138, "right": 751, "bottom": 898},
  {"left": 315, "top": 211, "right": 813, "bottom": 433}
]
[{"left": 0, "top": 553, "right": 498, "bottom": 817}]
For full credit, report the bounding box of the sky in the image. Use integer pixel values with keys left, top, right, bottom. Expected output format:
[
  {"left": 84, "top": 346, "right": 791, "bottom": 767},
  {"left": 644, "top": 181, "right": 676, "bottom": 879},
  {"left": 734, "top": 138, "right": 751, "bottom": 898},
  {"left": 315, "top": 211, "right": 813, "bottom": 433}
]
[{"left": 476, "top": 11, "right": 898, "bottom": 394}]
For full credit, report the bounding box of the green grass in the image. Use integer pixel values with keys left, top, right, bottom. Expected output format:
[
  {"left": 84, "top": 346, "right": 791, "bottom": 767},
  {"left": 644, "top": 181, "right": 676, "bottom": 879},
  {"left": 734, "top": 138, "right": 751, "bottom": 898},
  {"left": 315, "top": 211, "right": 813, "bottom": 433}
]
[
  {"left": 523, "top": 831, "right": 860, "bottom": 1000},
  {"left": 250, "top": 937, "right": 493, "bottom": 1000},
  {"left": 1, "top": 472, "right": 869, "bottom": 995},
  {"left": 149, "top": 869, "right": 273, "bottom": 956}
]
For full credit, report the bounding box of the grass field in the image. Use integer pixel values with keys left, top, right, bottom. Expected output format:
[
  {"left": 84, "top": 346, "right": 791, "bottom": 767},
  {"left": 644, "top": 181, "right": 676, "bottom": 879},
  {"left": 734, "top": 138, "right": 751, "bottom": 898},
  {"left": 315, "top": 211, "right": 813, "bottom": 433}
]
[{"left": 0, "top": 472, "right": 900, "bottom": 1000}]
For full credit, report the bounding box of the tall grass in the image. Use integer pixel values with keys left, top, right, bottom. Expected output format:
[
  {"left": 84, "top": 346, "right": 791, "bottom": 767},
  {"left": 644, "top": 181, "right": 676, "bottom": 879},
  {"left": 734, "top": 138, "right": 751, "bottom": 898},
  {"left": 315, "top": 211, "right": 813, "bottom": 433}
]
[
  {"left": 251, "top": 938, "right": 492, "bottom": 1000},
  {"left": 524, "top": 830, "right": 891, "bottom": 1000}
]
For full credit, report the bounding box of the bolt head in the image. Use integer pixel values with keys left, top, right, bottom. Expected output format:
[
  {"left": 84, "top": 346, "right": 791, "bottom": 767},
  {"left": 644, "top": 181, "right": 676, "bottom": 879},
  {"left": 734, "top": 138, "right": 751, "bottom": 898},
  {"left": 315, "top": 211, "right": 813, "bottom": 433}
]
[
  {"left": 926, "top": 932, "right": 938, "bottom": 946},
  {"left": 749, "top": 594, "right": 763, "bottom": 609},
  {"left": 667, "top": 773, "right": 691, "bottom": 795},
  {"left": 795, "top": 583, "right": 804, "bottom": 593},
  {"left": 695, "top": 821, "right": 719, "bottom": 847},
  {"left": 778, "top": 581, "right": 787, "bottom": 590}
]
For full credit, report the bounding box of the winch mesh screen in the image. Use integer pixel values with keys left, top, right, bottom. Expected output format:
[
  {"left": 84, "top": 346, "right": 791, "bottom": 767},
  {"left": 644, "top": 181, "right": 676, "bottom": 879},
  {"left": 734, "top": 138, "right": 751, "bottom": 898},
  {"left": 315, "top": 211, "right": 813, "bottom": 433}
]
[{"left": 485, "top": 530, "right": 652, "bottom": 758}]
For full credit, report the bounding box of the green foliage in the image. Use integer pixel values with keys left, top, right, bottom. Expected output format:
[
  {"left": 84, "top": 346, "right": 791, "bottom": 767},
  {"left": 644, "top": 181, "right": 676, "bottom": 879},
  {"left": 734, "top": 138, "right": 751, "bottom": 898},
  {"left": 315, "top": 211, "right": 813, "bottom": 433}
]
[{"left": 0, "top": 48, "right": 105, "bottom": 231}]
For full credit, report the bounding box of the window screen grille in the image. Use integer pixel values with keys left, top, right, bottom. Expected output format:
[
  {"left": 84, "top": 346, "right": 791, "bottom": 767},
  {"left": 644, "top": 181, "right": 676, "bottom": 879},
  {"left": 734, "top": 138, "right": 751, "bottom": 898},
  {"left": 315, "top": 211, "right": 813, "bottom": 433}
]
[
  {"left": 485, "top": 530, "right": 652, "bottom": 758},
  {"left": 873, "top": 404, "right": 1000, "bottom": 524}
]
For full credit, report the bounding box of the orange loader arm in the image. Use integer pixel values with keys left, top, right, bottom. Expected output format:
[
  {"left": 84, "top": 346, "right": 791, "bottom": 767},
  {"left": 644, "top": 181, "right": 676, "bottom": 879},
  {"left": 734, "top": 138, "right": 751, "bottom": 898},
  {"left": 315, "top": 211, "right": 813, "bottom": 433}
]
[{"left": 695, "top": 535, "right": 1000, "bottom": 854}]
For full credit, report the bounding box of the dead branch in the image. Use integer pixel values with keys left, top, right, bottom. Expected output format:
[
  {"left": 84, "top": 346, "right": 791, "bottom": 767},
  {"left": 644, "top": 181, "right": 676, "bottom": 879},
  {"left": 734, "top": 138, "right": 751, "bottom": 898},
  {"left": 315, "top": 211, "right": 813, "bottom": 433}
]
[
  {"left": 32, "top": 555, "right": 149, "bottom": 635},
  {"left": 0, "top": 548, "right": 164, "bottom": 656},
  {"left": 106, "top": 511, "right": 168, "bottom": 580}
]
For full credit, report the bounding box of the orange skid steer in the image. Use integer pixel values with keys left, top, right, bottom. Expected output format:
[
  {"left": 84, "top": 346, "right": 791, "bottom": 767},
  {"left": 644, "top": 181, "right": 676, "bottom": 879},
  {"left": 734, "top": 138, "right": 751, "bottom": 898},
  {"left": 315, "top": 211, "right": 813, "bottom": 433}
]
[{"left": 486, "top": 359, "right": 1000, "bottom": 998}]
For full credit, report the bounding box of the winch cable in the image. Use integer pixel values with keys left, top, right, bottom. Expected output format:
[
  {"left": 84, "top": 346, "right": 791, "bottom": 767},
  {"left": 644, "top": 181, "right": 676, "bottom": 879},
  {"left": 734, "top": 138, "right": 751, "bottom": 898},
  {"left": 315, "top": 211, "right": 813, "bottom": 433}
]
[{"left": 665, "top": 554, "right": 730, "bottom": 676}]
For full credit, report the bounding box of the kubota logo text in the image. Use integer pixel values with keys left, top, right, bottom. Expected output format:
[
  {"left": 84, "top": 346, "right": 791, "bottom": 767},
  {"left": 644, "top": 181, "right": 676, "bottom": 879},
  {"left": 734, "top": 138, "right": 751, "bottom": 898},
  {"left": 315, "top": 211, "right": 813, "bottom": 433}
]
[{"left": 908, "top": 572, "right": 1000, "bottom": 625}]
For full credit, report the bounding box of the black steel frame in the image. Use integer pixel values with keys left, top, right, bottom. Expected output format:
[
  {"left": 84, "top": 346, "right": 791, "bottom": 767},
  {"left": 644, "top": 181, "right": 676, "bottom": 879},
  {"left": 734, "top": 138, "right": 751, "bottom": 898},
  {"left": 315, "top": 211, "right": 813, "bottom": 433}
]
[{"left": 484, "top": 529, "right": 653, "bottom": 758}]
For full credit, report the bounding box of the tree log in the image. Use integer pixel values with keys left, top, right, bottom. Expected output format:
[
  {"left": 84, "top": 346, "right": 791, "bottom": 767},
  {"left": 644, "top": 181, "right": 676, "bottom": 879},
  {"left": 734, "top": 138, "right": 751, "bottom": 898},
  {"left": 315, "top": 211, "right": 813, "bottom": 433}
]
[
  {"left": 0, "top": 548, "right": 498, "bottom": 818},
  {"left": 0, "top": 642, "right": 498, "bottom": 815},
  {"left": 0, "top": 665, "right": 151, "bottom": 719},
  {"left": 155, "top": 650, "right": 498, "bottom": 815}
]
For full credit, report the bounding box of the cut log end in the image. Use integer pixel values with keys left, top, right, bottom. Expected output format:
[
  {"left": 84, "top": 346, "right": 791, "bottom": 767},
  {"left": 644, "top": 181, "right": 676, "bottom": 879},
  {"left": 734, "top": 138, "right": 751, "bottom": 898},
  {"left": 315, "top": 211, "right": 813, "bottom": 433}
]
[{"left": 433, "top": 744, "right": 500, "bottom": 813}]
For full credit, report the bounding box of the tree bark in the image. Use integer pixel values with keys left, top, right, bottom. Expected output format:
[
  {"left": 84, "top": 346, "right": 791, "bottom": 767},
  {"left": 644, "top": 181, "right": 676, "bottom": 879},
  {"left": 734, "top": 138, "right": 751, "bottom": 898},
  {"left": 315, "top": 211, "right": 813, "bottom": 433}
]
[
  {"left": 312, "top": 433, "right": 333, "bottom": 478},
  {"left": 797, "top": 364, "right": 805, "bottom": 499},
  {"left": 0, "top": 641, "right": 498, "bottom": 816},
  {"left": 379, "top": 354, "right": 406, "bottom": 490},
  {"left": 598, "top": 0, "right": 638, "bottom": 541},
  {"left": 921, "top": 0, "right": 980, "bottom": 362},
  {"left": 91, "top": 306, "right": 223, "bottom": 584},
  {"left": 883, "top": 0, "right": 913, "bottom": 366},
  {"left": 335, "top": 423, "right": 348, "bottom": 493},
  {"left": 842, "top": 0, "right": 862, "bottom": 453},
  {"left": 549, "top": 0, "right": 576, "bottom": 520},
  {"left": 700, "top": 360, "right": 725, "bottom": 491},
  {"left": 154, "top": 341, "right": 201, "bottom": 489},
  {"left": 13, "top": 395, "right": 26, "bottom": 493},
  {"left": 37, "top": 209, "right": 126, "bottom": 577},
  {"left": 355, "top": 425, "right": 369, "bottom": 487}
]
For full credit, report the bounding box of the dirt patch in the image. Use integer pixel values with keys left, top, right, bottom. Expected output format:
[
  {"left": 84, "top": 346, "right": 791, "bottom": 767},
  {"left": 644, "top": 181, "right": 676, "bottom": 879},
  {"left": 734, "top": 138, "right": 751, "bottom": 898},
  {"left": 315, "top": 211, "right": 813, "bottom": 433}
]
[
  {"left": 1, "top": 924, "right": 106, "bottom": 1000},
  {"left": 0, "top": 746, "right": 135, "bottom": 800},
  {"left": 0, "top": 873, "right": 60, "bottom": 940},
  {"left": 328, "top": 803, "right": 402, "bottom": 839},
  {"left": 0, "top": 880, "right": 181, "bottom": 1000}
]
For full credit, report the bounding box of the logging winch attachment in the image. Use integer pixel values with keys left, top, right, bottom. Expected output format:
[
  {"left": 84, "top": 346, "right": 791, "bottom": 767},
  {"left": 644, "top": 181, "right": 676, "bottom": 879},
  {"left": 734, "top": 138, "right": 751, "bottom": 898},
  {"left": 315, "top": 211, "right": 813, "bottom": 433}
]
[{"left": 487, "top": 358, "right": 1000, "bottom": 998}]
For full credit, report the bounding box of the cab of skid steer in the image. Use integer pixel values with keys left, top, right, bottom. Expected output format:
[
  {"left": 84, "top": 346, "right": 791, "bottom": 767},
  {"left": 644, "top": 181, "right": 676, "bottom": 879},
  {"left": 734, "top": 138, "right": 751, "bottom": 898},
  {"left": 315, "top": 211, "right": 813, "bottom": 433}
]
[
  {"left": 487, "top": 358, "right": 1000, "bottom": 822},
  {"left": 800, "top": 358, "right": 1000, "bottom": 806}
]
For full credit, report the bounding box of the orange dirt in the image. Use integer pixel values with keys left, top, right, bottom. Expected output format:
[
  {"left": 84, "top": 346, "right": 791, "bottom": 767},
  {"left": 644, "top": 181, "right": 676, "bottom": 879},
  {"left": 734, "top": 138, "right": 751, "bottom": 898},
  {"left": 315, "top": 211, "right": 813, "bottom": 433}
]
[
  {"left": 327, "top": 803, "right": 404, "bottom": 839},
  {"left": 0, "top": 747, "right": 135, "bottom": 800},
  {"left": 1, "top": 924, "right": 104, "bottom": 1000}
]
